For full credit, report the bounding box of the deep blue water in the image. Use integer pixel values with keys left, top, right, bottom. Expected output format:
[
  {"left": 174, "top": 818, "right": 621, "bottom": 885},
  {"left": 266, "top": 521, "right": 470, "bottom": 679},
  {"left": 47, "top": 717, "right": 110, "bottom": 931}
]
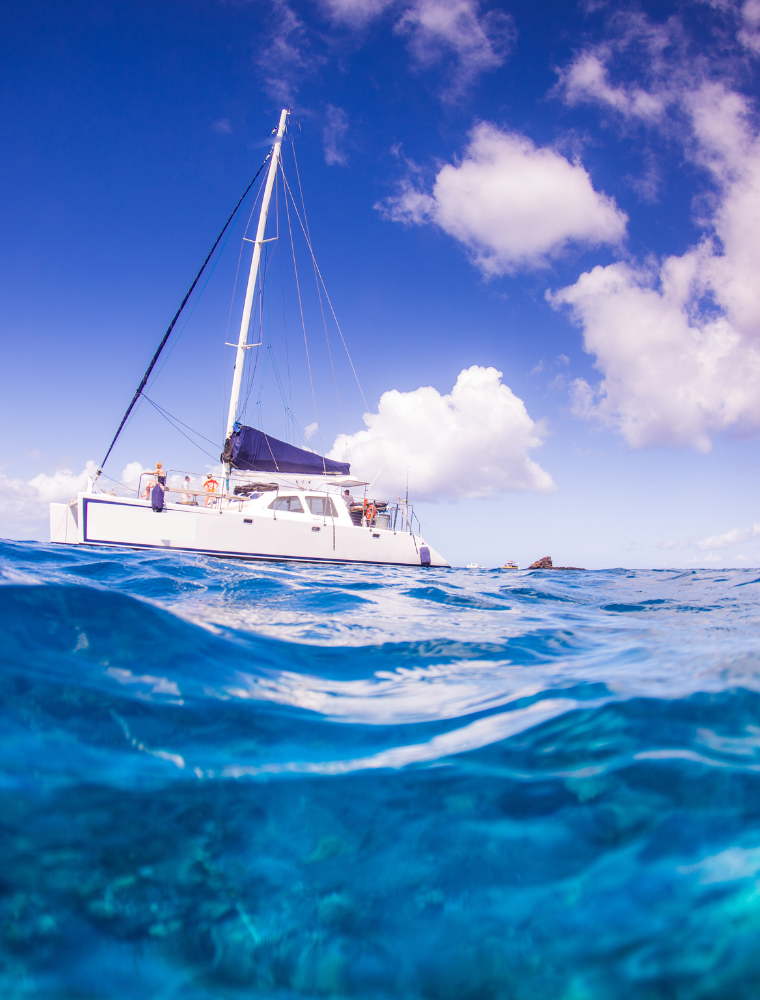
[{"left": 3, "top": 540, "right": 760, "bottom": 997}]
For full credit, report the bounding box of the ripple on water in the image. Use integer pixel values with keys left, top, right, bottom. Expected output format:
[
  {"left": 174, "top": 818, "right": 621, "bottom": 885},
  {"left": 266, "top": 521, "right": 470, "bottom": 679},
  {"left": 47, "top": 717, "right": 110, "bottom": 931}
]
[{"left": 2, "top": 541, "right": 760, "bottom": 996}]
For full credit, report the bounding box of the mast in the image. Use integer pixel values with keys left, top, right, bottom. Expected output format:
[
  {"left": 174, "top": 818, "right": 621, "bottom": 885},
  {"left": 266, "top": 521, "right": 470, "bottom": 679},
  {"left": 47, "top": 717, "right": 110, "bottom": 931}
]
[{"left": 224, "top": 107, "right": 290, "bottom": 484}]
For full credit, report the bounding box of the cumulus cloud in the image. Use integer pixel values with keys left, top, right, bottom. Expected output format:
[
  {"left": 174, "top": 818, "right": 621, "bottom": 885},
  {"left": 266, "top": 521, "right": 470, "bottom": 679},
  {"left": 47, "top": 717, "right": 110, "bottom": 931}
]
[
  {"left": 379, "top": 123, "right": 627, "bottom": 275},
  {"left": 0, "top": 462, "right": 144, "bottom": 540},
  {"left": 328, "top": 365, "right": 555, "bottom": 500},
  {"left": 551, "top": 79, "right": 760, "bottom": 451}
]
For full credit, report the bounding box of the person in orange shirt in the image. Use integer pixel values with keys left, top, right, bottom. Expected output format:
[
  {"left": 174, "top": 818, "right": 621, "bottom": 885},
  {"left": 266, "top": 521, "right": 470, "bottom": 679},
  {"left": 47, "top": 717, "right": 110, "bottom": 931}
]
[{"left": 203, "top": 472, "right": 219, "bottom": 507}]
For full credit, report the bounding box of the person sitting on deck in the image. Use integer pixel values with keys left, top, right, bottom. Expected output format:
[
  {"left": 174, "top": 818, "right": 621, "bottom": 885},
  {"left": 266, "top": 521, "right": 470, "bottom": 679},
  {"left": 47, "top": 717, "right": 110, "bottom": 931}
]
[
  {"left": 343, "top": 489, "right": 354, "bottom": 508},
  {"left": 142, "top": 462, "right": 166, "bottom": 499}
]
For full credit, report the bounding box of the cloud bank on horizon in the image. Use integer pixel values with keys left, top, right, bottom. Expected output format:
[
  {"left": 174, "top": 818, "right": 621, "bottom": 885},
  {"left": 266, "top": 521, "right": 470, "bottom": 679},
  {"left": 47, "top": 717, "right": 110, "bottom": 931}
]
[{"left": 0, "top": 463, "right": 145, "bottom": 539}]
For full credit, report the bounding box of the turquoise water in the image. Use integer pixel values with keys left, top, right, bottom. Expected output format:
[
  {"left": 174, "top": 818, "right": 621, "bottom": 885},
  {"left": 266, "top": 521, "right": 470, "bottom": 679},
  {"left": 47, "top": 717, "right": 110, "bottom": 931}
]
[{"left": 3, "top": 540, "right": 760, "bottom": 997}]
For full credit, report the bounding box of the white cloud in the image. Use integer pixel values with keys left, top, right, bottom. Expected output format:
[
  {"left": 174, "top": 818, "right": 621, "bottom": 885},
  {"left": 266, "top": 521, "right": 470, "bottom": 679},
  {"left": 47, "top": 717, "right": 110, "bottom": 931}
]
[
  {"left": 26, "top": 461, "right": 100, "bottom": 502},
  {"left": 556, "top": 11, "right": 682, "bottom": 125},
  {"left": 211, "top": 118, "right": 232, "bottom": 135},
  {"left": 696, "top": 522, "right": 760, "bottom": 550},
  {"left": 316, "top": 0, "right": 393, "bottom": 27},
  {"left": 119, "top": 462, "right": 146, "bottom": 487},
  {"left": 738, "top": 0, "right": 760, "bottom": 53},
  {"left": 0, "top": 462, "right": 144, "bottom": 540},
  {"left": 323, "top": 105, "right": 349, "bottom": 166},
  {"left": 551, "top": 81, "right": 760, "bottom": 451},
  {"left": 312, "top": 0, "right": 511, "bottom": 96},
  {"left": 328, "top": 365, "right": 555, "bottom": 500},
  {"left": 395, "top": 0, "right": 514, "bottom": 97},
  {"left": 560, "top": 49, "right": 669, "bottom": 123},
  {"left": 257, "top": 0, "right": 318, "bottom": 106},
  {"left": 555, "top": 10, "right": 691, "bottom": 136},
  {"left": 379, "top": 122, "right": 627, "bottom": 275}
]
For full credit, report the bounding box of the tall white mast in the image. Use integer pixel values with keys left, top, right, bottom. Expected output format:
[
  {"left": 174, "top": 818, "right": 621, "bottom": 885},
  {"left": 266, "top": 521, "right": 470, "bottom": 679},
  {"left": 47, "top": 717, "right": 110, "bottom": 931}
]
[{"left": 224, "top": 108, "right": 289, "bottom": 479}]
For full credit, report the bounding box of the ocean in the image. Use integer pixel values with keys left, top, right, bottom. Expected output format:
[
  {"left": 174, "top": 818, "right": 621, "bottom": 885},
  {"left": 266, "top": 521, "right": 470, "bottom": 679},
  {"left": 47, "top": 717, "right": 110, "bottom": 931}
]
[{"left": 2, "top": 538, "right": 760, "bottom": 998}]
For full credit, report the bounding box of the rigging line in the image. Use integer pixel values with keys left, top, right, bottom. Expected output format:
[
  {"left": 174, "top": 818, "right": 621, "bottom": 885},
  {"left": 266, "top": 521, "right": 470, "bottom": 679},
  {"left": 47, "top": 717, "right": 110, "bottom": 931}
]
[
  {"left": 96, "top": 470, "right": 140, "bottom": 493},
  {"left": 258, "top": 243, "right": 298, "bottom": 438},
  {"left": 276, "top": 172, "right": 295, "bottom": 443},
  {"left": 283, "top": 163, "right": 326, "bottom": 473},
  {"left": 148, "top": 172, "right": 268, "bottom": 396},
  {"left": 141, "top": 394, "right": 221, "bottom": 450},
  {"left": 287, "top": 149, "right": 352, "bottom": 466},
  {"left": 243, "top": 317, "right": 308, "bottom": 448},
  {"left": 280, "top": 172, "right": 402, "bottom": 493},
  {"left": 263, "top": 339, "right": 307, "bottom": 446},
  {"left": 141, "top": 395, "right": 221, "bottom": 464},
  {"left": 240, "top": 244, "right": 276, "bottom": 417},
  {"left": 97, "top": 150, "right": 273, "bottom": 475},
  {"left": 147, "top": 206, "right": 243, "bottom": 395}
]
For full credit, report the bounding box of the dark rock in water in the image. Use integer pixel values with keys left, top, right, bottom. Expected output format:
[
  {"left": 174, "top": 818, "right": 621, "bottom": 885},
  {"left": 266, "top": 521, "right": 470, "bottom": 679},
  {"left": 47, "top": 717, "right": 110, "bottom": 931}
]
[{"left": 528, "top": 556, "right": 586, "bottom": 570}]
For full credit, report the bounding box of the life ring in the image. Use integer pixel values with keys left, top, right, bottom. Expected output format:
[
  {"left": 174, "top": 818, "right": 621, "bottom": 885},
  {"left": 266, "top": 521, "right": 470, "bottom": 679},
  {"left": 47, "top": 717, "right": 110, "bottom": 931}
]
[
  {"left": 204, "top": 478, "right": 219, "bottom": 493},
  {"left": 365, "top": 503, "right": 377, "bottom": 522}
]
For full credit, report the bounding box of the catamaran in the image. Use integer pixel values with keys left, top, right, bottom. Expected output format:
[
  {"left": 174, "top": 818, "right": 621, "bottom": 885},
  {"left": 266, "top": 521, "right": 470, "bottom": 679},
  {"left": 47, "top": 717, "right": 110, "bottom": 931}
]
[{"left": 50, "top": 108, "right": 449, "bottom": 568}]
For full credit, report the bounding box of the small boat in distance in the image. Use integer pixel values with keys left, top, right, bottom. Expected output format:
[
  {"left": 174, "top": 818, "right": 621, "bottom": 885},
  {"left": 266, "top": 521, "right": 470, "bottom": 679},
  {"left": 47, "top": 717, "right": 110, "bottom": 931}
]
[
  {"left": 49, "top": 109, "right": 449, "bottom": 569},
  {"left": 502, "top": 560, "right": 519, "bottom": 570},
  {"left": 465, "top": 563, "right": 482, "bottom": 569}
]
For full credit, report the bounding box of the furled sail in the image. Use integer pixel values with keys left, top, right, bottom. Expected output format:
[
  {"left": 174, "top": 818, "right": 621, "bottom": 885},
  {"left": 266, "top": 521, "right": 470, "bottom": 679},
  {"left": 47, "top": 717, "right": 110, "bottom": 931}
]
[{"left": 222, "top": 426, "right": 350, "bottom": 475}]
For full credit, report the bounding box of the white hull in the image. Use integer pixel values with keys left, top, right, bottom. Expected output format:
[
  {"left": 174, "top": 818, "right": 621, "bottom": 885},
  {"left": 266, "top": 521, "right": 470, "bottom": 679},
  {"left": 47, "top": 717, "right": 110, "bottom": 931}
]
[{"left": 50, "top": 492, "right": 449, "bottom": 568}]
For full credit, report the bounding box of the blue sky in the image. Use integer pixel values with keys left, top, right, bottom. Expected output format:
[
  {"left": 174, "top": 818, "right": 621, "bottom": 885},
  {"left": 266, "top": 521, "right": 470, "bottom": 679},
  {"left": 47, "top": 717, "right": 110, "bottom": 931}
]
[{"left": 3, "top": 0, "right": 760, "bottom": 568}]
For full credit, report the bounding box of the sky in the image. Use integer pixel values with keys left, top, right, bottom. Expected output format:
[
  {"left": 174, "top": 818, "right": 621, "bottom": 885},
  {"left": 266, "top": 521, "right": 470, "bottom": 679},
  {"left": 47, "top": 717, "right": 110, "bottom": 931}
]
[{"left": 3, "top": 0, "right": 760, "bottom": 568}]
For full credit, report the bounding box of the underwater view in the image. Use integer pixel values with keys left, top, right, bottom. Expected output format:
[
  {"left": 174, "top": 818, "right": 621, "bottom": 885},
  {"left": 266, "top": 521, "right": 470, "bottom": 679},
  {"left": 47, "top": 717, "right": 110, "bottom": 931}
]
[{"left": 3, "top": 539, "right": 760, "bottom": 998}]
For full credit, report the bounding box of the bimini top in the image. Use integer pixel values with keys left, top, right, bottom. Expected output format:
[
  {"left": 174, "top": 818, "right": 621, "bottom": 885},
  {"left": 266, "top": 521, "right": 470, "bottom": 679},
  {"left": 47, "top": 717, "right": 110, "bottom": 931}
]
[{"left": 222, "top": 425, "right": 350, "bottom": 476}]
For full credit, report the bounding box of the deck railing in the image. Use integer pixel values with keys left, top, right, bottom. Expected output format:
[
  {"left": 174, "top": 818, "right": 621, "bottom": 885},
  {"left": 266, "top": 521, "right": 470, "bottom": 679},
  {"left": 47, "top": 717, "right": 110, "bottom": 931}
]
[{"left": 112, "top": 473, "right": 424, "bottom": 533}]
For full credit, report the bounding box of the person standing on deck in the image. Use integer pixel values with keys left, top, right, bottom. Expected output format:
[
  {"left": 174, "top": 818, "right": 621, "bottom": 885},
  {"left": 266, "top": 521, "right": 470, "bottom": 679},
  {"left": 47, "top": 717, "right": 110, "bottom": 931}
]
[{"left": 203, "top": 473, "right": 219, "bottom": 507}]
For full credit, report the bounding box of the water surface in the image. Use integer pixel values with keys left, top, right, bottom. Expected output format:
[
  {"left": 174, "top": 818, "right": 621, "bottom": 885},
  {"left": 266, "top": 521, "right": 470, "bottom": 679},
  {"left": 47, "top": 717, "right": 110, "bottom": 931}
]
[{"left": 2, "top": 540, "right": 760, "bottom": 998}]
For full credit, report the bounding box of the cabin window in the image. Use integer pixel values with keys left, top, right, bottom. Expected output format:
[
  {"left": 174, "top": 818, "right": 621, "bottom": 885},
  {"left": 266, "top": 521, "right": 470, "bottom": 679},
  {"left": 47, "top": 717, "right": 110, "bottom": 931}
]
[
  {"left": 306, "top": 496, "right": 338, "bottom": 517},
  {"left": 268, "top": 496, "right": 304, "bottom": 513}
]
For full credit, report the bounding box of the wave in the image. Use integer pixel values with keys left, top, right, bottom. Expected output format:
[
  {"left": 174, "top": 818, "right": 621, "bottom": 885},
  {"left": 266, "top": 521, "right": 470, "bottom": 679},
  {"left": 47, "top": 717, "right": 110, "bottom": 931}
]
[{"left": 3, "top": 540, "right": 760, "bottom": 996}]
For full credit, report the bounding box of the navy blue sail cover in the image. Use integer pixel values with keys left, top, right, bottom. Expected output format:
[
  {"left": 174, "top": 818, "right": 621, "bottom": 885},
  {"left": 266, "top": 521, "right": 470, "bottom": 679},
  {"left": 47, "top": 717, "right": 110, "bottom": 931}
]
[{"left": 224, "top": 426, "right": 350, "bottom": 475}]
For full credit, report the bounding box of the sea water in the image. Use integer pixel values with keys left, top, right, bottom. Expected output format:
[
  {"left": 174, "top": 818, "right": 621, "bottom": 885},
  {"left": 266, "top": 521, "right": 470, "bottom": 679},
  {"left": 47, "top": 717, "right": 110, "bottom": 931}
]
[{"left": 2, "top": 540, "right": 760, "bottom": 998}]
